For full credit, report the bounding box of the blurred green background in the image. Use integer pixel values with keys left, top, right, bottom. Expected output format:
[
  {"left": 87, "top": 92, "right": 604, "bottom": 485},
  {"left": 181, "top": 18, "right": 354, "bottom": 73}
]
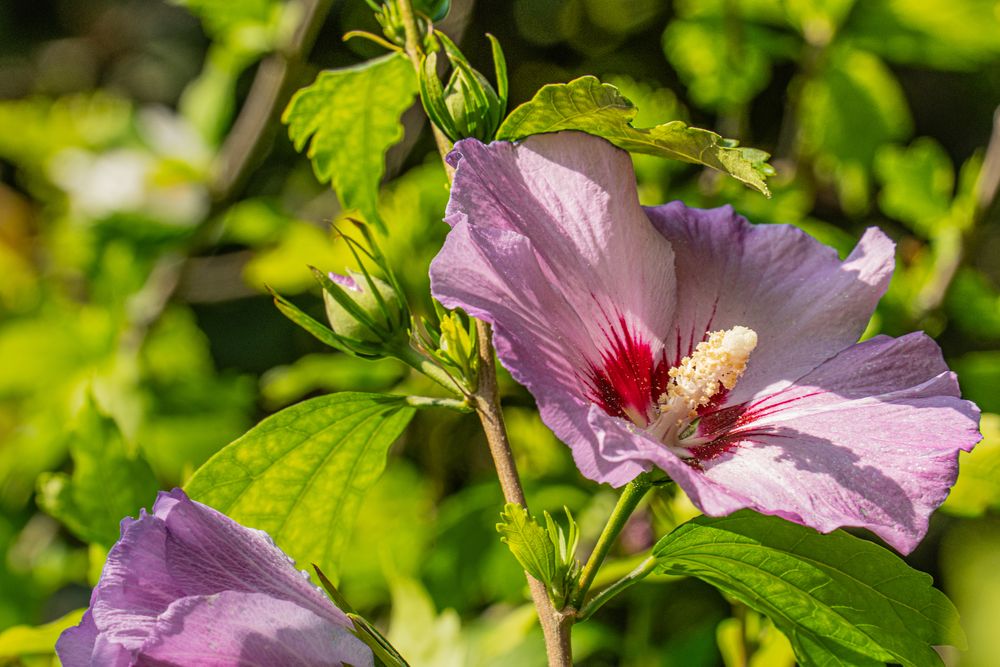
[{"left": 1, "top": 0, "right": 999, "bottom": 665}]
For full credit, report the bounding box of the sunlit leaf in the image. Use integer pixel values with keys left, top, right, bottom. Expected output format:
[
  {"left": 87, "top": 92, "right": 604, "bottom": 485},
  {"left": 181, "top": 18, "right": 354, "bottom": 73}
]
[
  {"left": 654, "top": 511, "right": 964, "bottom": 667},
  {"left": 798, "top": 45, "right": 912, "bottom": 213},
  {"left": 36, "top": 399, "right": 158, "bottom": 546},
  {"left": 284, "top": 53, "right": 419, "bottom": 231},
  {"left": 943, "top": 413, "right": 1000, "bottom": 517},
  {"left": 849, "top": 0, "right": 1000, "bottom": 69},
  {"left": 496, "top": 503, "right": 557, "bottom": 586},
  {"left": 496, "top": 76, "right": 773, "bottom": 196},
  {"left": 662, "top": 19, "right": 773, "bottom": 111},
  {"left": 0, "top": 607, "right": 84, "bottom": 659},
  {"left": 185, "top": 392, "right": 414, "bottom": 576},
  {"left": 875, "top": 138, "right": 955, "bottom": 236}
]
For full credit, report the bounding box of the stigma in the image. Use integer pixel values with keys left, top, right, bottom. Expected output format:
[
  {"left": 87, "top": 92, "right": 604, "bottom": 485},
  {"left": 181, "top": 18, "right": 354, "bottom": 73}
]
[{"left": 651, "top": 326, "right": 757, "bottom": 446}]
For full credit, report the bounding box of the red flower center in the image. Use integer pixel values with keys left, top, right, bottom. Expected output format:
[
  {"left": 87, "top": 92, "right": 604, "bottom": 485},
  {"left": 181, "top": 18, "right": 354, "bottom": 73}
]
[{"left": 583, "top": 319, "right": 671, "bottom": 426}]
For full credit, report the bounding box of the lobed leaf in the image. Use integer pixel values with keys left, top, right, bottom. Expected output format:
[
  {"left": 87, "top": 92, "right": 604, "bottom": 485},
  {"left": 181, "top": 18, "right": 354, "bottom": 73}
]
[
  {"left": 283, "top": 53, "right": 418, "bottom": 231},
  {"left": 495, "top": 75, "right": 773, "bottom": 196},
  {"left": 36, "top": 399, "right": 159, "bottom": 547},
  {"left": 653, "top": 511, "right": 964, "bottom": 667},
  {"left": 185, "top": 392, "right": 414, "bottom": 576},
  {"left": 496, "top": 503, "right": 557, "bottom": 586}
]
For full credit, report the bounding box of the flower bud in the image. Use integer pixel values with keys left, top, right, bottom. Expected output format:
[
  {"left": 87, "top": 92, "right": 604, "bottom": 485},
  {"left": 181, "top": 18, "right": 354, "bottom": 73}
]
[
  {"left": 322, "top": 270, "right": 405, "bottom": 345},
  {"left": 418, "top": 33, "right": 508, "bottom": 143}
]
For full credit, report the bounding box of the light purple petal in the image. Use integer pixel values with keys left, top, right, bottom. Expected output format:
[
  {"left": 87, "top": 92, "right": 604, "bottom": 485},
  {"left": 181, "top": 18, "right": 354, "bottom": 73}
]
[
  {"left": 152, "top": 489, "right": 350, "bottom": 627},
  {"left": 89, "top": 490, "right": 350, "bottom": 654},
  {"left": 645, "top": 333, "right": 982, "bottom": 553},
  {"left": 137, "top": 591, "right": 373, "bottom": 667},
  {"left": 55, "top": 608, "right": 133, "bottom": 667},
  {"left": 328, "top": 272, "right": 360, "bottom": 292},
  {"left": 91, "top": 511, "right": 185, "bottom": 651},
  {"left": 437, "top": 131, "right": 677, "bottom": 369},
  {"left": 644, "top": 202, "right": 895, "bottom": 403},
  {"left": 431, "top": 133, "right": 681, "bottom": 484}
]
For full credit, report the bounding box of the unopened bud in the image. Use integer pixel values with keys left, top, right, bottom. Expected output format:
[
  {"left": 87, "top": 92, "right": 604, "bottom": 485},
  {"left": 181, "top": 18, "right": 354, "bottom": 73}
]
[{"left": 322, "top": 270, "right": 407, "bottom": 345}]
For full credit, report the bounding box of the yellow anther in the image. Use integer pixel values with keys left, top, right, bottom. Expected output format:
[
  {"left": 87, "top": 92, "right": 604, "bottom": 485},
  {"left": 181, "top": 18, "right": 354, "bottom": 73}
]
[{"left": 659, "top": 326, "right": 757, "bottom": 422}]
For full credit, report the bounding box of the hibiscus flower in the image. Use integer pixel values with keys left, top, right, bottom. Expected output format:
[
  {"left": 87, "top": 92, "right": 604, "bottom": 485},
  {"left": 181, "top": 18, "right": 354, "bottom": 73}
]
[
  {"left": 430, "top": 130, "right": 980, "bottom": 553},
  {"left": 56, "top": 489, "right": 372, "bottom": 667}
]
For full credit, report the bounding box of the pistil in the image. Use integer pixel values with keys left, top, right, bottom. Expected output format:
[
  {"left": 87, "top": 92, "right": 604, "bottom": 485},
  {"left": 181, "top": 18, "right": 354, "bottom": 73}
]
[{"left": 650, "top": 326, "right": 757, "bottom": 448}]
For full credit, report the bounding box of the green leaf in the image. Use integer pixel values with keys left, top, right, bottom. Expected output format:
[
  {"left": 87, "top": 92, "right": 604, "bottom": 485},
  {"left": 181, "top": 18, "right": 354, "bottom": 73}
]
[
  {"left": 875, "top": 138, "right": 955, "bottom": 236},
  {"left": 173, "top": 0, "right": 277, "bottom": 39},
  {"left": 0, "top": 608, "right": 84, "bottom": 659},
  {"left": 387, "top": 577, "right": 464, "bottom": 667},
  {"left": 849, "top": 0, "right": 1000, "bottom": 70},
  {"left": 653, "top": 511, "right": 964, "bottom": 667},
  {"left": 283, "top": 53, "right": 419, "bottom": 231},
  {"left": 942, "top": 413, "right": 1000, "bottom": 517},
  {"left": 185, "top": 392, "right": 415, "bottom": 576},
  {"left": 496, "top": 503, "right": 557, "bottom": 585},
  {"left": 495, "top": 75, "right": 773, "bottom": 196},
  {"left": 36, "top": 398, "right": 159, "bottom": 546},
  {"left": 798, "top": 45, "right": 912, "bottom": 214},
  {"left": 662, "top": 19, "right": 773, "bottom": 111}
]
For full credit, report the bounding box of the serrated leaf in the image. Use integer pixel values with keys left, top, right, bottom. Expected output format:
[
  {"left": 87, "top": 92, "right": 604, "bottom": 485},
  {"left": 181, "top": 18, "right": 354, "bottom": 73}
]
[
  {"left": 495, "top": 75, "right": 772, "bottom": 196},
  {"left": 283, "top": 53, "right": 418, "bottom": 231},
  {"left": 496, "top": 503, "right": 557, "bottom": 585},
  {"left": 653, "top": 511, "right": 964, "bottom": 667},
  {"left": 185, "top": 392, "right": 415, "bottom": 576},
  {"left": 36, "top": 399, "right": 158, "bottom": 546}
]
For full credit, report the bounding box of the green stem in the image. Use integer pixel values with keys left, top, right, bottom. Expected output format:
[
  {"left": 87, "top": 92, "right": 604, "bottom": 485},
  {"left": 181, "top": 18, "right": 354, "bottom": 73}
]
[
  {"left": 572, "top": 475, "right": 652, "bottom": 610},
  {"left": 395, "top": 344, "right": 465, "bottom": 396},
  {"left": 577, "top": 555, "right": 657, "bottom": 622},
  {"left": 393, "top": 3, "right": 570, "bottom": 663},
  {"left": 404, "top": 395, "right": 472, "bottom": 412},
  {"left": 395, "top": 0, "right": 454, "bottom": 171}
]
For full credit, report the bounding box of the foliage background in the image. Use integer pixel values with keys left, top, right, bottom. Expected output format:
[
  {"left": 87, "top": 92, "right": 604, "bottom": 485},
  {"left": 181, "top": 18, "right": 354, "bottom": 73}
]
[{"left": 0, "top": 0, "right": 998, "bottom": 665}]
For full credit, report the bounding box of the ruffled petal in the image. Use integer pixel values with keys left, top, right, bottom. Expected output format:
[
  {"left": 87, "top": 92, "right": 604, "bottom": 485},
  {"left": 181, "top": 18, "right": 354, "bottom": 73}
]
[
  {"left": 91, "top": 512, "right": 185, "bottom": 651},
  {"left": 90, "top": 490, "right": 350, "bottom": 653},
  {"left": 644, "top": 203, "right": 895, "bottom": 402},
  {"left": 137, "top": 591, "right": 373, "bottom": 667},
  {"left": 439, "top": 131, "right": 677, "bottom": 369},
  {"left": 649, "top": 333, "right": 982, "bottom": 553},
  {"left": 153, "top": 489, "right": 350, "bottom": 628}
]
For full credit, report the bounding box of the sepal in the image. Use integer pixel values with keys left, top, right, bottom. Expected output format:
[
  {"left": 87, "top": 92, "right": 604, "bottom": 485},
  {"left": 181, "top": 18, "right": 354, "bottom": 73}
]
[
  {"left": 418, "top": 33, "right": 508, "bottom": 142},
  {"left": 497, "top": 503, "right": 581, "bottom": 608}
]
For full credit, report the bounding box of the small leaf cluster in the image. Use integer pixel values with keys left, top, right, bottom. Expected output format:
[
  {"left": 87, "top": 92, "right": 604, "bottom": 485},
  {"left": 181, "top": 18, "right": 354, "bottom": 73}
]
[{"left": 497, "top": 503, "right": 581, "bottom": 608}]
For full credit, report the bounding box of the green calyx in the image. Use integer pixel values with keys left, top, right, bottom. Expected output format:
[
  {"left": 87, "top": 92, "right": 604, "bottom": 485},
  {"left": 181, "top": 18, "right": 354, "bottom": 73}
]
[
  {"left": 322, "top": 271, "right": 404, "bottom": 344},
  {"left": 418, "top": 33, "right": 508, "bottom": 143}
]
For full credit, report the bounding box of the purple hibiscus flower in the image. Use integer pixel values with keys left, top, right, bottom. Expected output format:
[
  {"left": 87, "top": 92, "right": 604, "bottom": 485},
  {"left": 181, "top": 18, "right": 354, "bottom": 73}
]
[
  {"left": 430, "top": 130, "right": 981, "bottom": 554},
  {"left": 56, "top": 489, "right": 373, "bottom": 667}
]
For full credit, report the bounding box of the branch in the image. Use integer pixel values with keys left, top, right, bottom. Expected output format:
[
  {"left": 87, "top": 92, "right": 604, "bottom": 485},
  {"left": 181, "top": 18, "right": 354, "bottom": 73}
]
[{"left": 211, "top": 0, "right": 337, "bottom": 200}]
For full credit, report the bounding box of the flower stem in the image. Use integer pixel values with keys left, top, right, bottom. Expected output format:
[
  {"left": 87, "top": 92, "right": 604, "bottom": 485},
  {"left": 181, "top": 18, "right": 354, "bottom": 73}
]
[
  {"left": 472, "top": 322, "right": 574, "bottom": 666},
  {"left": 395, "top": 343, "right": 465, "bottom": 396},
  {"left": 393, "top": 2, "right": 571, "bottom": 663},
  {"left": 576, "top": 555, "right": 658, "bottom": 622},
  {"left": 395, "top": 0, "right": 455, "bottom": 174},
  {"left": 571, "top": 475, "right": 652, "bottom": 610},
  {"left": 404, "top": 395, "right": 471, "bottom": 412}
]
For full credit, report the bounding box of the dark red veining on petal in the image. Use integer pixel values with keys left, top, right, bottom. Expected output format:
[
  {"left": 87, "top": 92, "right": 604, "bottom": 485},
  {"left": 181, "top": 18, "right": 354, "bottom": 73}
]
[
  {"left": 583, "top": 317, "right": 671, "bottom": 424},
  {"left": 685, "top": 388, "right": 827, "bottom": 464}
]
